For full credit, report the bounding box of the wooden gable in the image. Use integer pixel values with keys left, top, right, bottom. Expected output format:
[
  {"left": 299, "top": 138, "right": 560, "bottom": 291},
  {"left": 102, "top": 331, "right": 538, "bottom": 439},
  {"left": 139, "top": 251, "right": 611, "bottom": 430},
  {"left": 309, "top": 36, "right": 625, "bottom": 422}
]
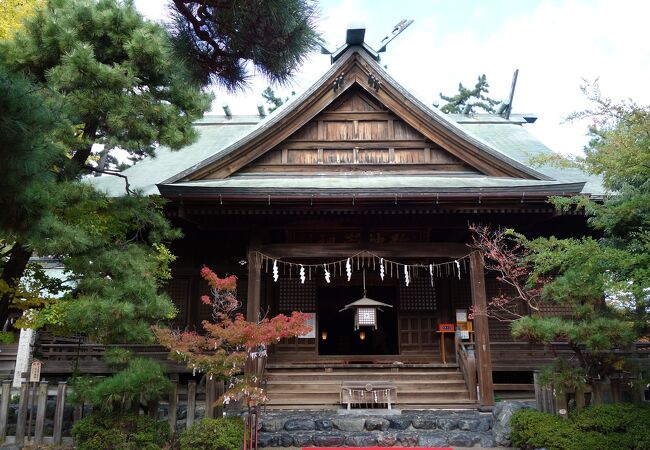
[
  {"left": 216, "top": 86, "right": 480, "bottom": 177},
  {"left": 175, "top": 50, "right": 547, "bottom": 182}
]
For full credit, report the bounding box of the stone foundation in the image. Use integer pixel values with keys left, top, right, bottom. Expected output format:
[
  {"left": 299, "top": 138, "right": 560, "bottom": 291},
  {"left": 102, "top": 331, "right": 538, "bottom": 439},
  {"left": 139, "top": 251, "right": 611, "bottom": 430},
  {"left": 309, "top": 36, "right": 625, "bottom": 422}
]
[
  {"left": 255, "top": 405, "right": 523, "bottom": 448},
  {"left": 254, "top": 402, "right": 534, "bottom": 448}
]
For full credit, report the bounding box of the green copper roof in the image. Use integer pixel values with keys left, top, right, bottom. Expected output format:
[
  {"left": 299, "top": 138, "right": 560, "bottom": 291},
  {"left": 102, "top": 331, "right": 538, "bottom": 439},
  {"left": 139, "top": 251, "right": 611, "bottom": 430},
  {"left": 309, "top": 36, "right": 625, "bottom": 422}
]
[{"left": 90, "top": 120, "right": 256, "bottom": 196}]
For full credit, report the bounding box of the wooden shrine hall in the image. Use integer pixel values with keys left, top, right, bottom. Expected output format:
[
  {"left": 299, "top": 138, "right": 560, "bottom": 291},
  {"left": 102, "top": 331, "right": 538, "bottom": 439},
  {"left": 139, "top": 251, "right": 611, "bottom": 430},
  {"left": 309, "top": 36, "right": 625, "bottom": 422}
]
[{"left": 90, "top": 26, "right": 600, "bottom": 410}]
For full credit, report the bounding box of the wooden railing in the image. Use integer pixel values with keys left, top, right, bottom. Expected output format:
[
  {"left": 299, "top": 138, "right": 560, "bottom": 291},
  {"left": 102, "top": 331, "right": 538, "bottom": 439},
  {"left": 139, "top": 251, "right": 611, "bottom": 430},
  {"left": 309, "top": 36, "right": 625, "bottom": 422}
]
[
  {"left": 455, "top": 334, "right": 477, "bottom": 401},
  {"left": 491, "top": 341, "right": 650, "bottom": 371},
  {"left": 34, "top": 334, "right": 189, "bottom": 375}
]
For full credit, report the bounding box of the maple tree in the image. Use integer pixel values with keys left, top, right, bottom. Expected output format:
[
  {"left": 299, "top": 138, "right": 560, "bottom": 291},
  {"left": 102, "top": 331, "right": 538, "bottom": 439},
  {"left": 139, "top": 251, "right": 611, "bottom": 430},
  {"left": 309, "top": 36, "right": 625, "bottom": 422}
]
[{"left": 154, "top": 267, "right": 311, "bottom": 405}]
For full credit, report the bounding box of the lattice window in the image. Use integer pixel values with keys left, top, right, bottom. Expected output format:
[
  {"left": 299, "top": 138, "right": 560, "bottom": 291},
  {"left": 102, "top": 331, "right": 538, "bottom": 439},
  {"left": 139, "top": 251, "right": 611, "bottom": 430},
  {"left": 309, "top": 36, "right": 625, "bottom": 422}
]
[
  {"left": 398, "top": 276, "right": 436, "bottom": 311},
  {"left": 449, "top": 276, "right": 472, "bottom": 309},
  {"left": 540, "top": 303, "right": 573, "bottom": 318},
  {"left": 486, "top": 277, "right": 515, "bottom": 342},
  {"left": 163, "top": 278, "right": 190, "bottom": 328},
  {"left": 278, "top": 278, "right": 316, "bottom": 312}
]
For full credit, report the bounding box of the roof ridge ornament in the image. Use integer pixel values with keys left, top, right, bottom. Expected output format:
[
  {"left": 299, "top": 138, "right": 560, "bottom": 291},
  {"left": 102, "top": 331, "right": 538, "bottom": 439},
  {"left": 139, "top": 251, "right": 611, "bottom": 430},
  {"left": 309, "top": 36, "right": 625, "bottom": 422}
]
[{"left": 326, "top": 20, "right": 413, "bottom": 64}]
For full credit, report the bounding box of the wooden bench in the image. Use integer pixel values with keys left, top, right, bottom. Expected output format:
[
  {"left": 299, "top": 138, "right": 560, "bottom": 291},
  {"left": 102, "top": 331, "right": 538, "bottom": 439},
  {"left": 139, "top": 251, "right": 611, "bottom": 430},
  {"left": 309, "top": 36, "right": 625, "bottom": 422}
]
[{"left": 340, "top": 381, "right": 396, "bottom": 409}]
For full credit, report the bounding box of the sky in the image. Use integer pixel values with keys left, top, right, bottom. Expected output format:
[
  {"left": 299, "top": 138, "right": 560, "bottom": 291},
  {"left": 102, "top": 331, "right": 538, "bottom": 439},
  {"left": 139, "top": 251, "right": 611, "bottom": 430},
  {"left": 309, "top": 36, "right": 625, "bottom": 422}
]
[{"left": 134, "top": 0, "right": 650, "bottom": 156}]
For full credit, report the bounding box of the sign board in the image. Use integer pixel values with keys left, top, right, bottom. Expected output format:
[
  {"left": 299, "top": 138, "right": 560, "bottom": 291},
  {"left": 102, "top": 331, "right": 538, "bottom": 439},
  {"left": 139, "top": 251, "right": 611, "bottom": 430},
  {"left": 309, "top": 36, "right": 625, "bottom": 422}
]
[
  {"left": 299, "top": 314, "right": 316, "bottom": 339},
  {"left": 30, "top": 360, "right": 42, "bottom": 382}
]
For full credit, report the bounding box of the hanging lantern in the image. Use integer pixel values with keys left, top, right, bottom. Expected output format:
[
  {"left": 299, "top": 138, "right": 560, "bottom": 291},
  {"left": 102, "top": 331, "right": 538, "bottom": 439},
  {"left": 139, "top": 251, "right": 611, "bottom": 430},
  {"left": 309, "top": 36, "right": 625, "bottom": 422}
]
[
  {"left": 339, "top": 270, "right": 393, "bottom": 330},
  {"left": 321, "top": 330, "right": 328, "bottom": 341},
  {"left": 359, "top": 331, "right": 366, "bottom": 340}
]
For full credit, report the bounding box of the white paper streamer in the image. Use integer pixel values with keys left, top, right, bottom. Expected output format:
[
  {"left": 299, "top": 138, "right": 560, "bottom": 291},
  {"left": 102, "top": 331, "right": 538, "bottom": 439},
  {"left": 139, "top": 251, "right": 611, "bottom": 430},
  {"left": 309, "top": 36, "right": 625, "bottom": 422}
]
[
  {"left": 272, "top": 259, "right": 279, "bottom": 282},
  {"left": 379, "top": 258, "right": 385, "bottom": 280},
  {"left": 324, "top": 264, "right": 331, "bottom": 283},
  {"left": 346, "top": 258, "right": 352, "bottom": 281},
  {"left": 299, "top": 264, "right": 306, "bottom": 284}
]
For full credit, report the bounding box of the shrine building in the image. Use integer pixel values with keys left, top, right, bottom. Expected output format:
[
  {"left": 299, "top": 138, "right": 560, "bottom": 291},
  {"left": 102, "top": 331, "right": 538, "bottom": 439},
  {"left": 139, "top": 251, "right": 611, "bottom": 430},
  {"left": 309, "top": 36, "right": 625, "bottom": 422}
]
[{"left": 91, "top": 26, "right": 600, "bottom": 410}]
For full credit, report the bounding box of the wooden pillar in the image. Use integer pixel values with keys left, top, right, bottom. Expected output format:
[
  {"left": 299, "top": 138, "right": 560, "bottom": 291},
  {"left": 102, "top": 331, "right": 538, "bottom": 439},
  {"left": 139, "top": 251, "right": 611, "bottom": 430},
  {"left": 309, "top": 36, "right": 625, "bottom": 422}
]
[
  {"left": 470, "top": 251, "right": 494, "bottom": 410},
  {"left": 246, "top": 249, "right": 262, "bottom": 322},
  {"left": 15, "top": 382, "right": 29, "bottom": 444},
  {"left": 0, "top": 381, "right": 10, "bottom": 441},
  {"left": 186, "top": 381, "right": 196, "bottom": 429},
  {"left": 168, "top": 383, "right": 178, "bottom": 434},
  {"left": 53, "top": 382, "right": 66, "bottom": 444},
  {"left": 205, "top": 378, "right": 216, "bottom": 419},
  {"left": 34, "top": 381, "right": 48, "bottom": 443}
]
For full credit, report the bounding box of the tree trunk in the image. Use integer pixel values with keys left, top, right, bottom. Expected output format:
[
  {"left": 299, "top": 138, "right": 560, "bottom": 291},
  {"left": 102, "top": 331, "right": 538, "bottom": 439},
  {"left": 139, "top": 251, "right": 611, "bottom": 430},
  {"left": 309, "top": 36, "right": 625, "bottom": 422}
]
[{"left": 0, "top": 243, "right": 32, "bottom": 329}]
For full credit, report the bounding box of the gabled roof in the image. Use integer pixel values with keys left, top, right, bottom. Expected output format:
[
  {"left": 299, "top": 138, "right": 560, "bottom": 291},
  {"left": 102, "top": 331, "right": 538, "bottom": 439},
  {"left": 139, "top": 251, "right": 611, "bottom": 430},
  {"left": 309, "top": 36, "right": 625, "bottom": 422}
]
[
  {"left": 163, "top": 47, "right": 550, "bottom": 183},
  {"left": 89, "top": 45, "right": 602, "bottom": 199}
]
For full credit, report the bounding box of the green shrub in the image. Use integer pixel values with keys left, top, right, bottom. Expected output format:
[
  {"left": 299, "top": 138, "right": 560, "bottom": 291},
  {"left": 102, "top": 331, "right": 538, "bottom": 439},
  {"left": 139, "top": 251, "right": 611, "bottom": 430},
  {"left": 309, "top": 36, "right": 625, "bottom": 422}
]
[
  {"left": 179, "top": 418, "right": 243, "bottom": 450},
  {"left": 511, "top": 403, "right": 650, "bottom": 450},
  {"left": 0, "top": 331, "right": 16, "bottom": 344},
  {"left": 71, "top": 413, "right": 169, "bottom": 450},
  {"left": 71, "top": 358, "right": 171, "bottom": 413}
]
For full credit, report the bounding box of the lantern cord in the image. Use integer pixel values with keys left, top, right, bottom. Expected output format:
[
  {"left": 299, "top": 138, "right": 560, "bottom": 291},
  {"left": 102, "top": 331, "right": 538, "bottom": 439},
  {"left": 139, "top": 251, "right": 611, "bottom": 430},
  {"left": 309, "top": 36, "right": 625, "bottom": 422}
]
[{"left": 363, "top": 269, "right": 367, "bottom": 297}]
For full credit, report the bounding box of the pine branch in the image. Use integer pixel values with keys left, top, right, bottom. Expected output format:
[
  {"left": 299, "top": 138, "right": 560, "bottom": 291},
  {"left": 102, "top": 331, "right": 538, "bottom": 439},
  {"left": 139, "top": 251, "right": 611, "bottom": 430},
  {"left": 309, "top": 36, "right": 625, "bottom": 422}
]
[{"left": 83, "top": 165, "right": 132, "bottom": 195}]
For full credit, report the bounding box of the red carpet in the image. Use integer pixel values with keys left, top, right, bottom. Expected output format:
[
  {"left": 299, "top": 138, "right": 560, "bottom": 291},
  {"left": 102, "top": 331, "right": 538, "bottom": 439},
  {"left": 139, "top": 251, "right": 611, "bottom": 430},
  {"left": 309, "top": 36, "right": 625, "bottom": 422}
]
[{"left": 303, "top": 448, "right": 452, "bottom": 450}]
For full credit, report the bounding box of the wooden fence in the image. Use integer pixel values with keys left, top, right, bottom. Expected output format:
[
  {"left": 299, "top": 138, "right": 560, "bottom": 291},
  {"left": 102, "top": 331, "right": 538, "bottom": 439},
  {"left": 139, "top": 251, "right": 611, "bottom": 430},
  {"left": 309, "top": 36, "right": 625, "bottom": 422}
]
[
  {"left": 0, "top": 378, "right": 225, "bottom": 446},
  {"left": 534, "top": 341, "right": 650, "bottom": 417}
]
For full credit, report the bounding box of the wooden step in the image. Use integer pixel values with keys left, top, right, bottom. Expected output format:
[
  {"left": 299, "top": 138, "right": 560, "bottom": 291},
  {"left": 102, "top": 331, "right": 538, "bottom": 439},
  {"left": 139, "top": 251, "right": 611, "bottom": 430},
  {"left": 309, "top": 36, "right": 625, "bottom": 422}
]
[
  {"left": 265, "top": 372, "right": 462, "bottom": 382},
  {"left": 263, "top": 365, "right": 472, "bottom": 409},
  {"left": 266, "top": 381, "right": 467, "bottom": 391}
]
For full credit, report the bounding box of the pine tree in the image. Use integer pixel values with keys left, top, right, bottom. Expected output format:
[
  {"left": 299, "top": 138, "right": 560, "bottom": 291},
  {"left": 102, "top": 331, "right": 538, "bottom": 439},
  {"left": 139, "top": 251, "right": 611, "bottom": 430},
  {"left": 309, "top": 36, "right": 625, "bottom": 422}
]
[
  {"left": 169, "top": 0, "right": 319, "bottom": 88},
  {"left": 1, "top": 0, "right": 213, "bottom": 177},
  {"left": 438, "top": 74, "right": 500, "bottom": 114},
  {"left": 0, "top": 0, "right": 318, "bottom": 415},
  {"left": 0, "top": 0, "right": 212, "bottom": 328},
  {"left": 261, "top": 86, "right": 296, "bottom": 113}
]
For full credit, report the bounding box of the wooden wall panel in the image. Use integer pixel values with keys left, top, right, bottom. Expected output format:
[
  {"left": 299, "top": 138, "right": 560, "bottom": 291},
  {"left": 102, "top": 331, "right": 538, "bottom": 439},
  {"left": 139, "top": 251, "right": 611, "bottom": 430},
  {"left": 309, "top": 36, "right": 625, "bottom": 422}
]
[
  {"left": 324, "top": 121, "right": 354, "bottom": 140},
  {"left": 358, "top": 149, "right": 389, "bottom": 164},
  {"left": 394, "top": 149, "right": 425, "bottom": 164},
  {"left": 237, "top": 89, "right": 483, "bottom": 175},
  {"left": 358, "top": 121, "right": 388, "bottom": 140},
  {"left": 394, "top": 120, "right": 424, "bottom": 140},
  {"left": 399, "top": 313, "right": 437, "bottom": 354},
  {"left": 430, "top": 148, "right": 462, "bottom": 164},
  {"left": 323, "top": 149, "right": 353, "bottom": 164},
  {"left": 333, "top": 91, "right": 382, "bottom": 112},
  {"left": 288, "top": 149, "right": 318, "bottom": 164},
  {"left": 253, "top": 149, "right": 282, "bottom": 165},
  {"left": 291, "top": 121, "right": 318, "bottom": 140}
]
